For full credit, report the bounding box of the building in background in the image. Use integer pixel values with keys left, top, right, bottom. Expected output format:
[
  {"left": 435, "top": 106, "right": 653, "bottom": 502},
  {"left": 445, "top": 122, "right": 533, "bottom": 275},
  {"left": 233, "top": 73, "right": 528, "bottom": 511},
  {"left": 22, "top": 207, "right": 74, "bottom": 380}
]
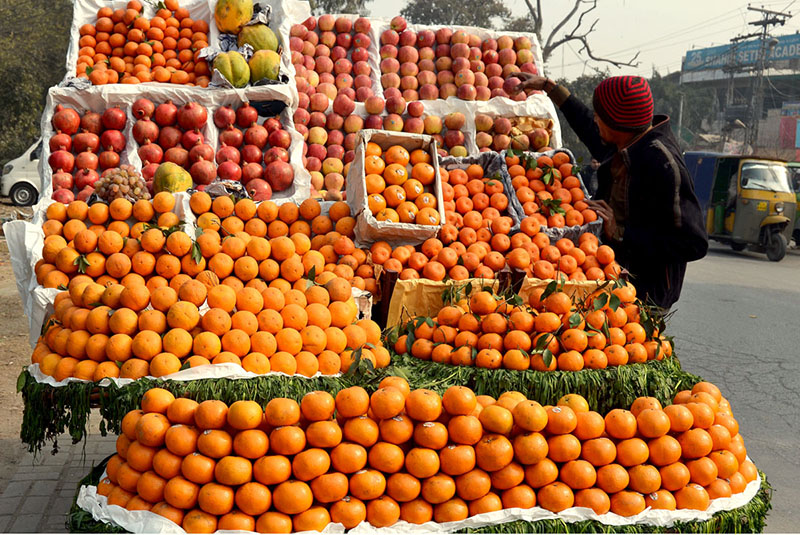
[{"left": 681, "top": 30, "right": 800, "bottom": 160}]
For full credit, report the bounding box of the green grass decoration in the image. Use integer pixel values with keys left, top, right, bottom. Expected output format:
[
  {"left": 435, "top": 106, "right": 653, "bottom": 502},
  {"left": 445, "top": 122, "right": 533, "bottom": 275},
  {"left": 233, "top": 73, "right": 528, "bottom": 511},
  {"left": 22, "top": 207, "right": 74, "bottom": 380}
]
[
  {"left": 67, "top": 455, "right": 772, "bottom": 534},
  {"left": 19, "top": 359, "right": 393, "bottom": 455},
  {"left": 388, "top": 353, "right": 701, "bottom": 413},
  {"left": 19, "top": 350, "right": 700, "bottom": 454}
]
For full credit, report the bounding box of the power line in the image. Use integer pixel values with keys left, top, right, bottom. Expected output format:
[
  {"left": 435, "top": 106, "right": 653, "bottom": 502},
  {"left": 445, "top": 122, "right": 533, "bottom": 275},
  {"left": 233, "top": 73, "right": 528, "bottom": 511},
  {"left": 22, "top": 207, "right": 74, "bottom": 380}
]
[{"left": 557, "top": 21, "right": 747, "bottom": 70}]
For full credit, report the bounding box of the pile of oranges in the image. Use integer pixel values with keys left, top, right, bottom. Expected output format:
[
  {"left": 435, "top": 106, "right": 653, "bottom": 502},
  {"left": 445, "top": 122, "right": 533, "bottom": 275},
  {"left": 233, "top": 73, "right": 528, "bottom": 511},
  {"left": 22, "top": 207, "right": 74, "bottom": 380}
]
[
  {"left": 440, "top": 163, "right": 514, "bottom": 227},
  {"left": 76, "top": 0, "right": 211, "bottom": 86},
  {"left": 398, "top": 286, "right": 671, "bottom": 372},
  {"left": 506, "top": 152, "right": 598, "bottom": 228},
  {"left": 32, "top": 192, "right": 389, "bottom": 381},
  {"left": 97, "top": 378, "right": 757, "bottom": 532},
  {"left": 367, "top": 218, "right": 619, "bottom": 283},
  {"left": 365, "top": 143, "right": 441, "bottom": 226}
]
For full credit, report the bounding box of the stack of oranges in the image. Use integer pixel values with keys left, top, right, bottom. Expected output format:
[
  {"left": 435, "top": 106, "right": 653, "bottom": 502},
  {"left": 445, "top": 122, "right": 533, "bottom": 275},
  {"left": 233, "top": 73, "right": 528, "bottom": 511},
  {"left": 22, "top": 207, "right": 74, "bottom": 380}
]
[
  {"left": 366, "top": 218, "right": 619, "bottom": 283},
  {"left": 506, "top": 152, "right": 598, "bottom": 228},
  {"left": 76, "top": 0, "right": 211, "bottom": 86},
  {"left": 398, "top": 286, "right": 671, "bottom": 372},
  {"left": 32, "top": 192, "right": 389, "bottom": 381},
  {"left": 98, "top": 379, "right": 757, "bottom": 532},
  {"left": 365, "top": 142, "right": 441, "bottom": 226},
  {"left": 440, "top": 163, "right": 513, "bottom": 228}
]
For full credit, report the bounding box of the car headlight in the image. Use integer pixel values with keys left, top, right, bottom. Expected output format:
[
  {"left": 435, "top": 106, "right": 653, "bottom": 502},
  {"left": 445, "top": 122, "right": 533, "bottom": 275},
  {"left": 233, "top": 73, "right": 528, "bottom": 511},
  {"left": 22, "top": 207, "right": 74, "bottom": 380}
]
[
  {"left": 775, "top": 202, "right": 784, "bottom": 213},
  {"left": 2, "top": 164, "right": 11, "bottom": 175}
]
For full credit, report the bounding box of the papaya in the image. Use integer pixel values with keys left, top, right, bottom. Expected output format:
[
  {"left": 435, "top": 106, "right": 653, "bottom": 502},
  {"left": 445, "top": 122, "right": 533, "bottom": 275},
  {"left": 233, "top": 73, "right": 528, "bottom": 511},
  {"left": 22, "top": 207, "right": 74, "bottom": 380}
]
[
  {"left": 153, "top": 162, "right": 193, "bottom": 193},
  {"left": 249, "top": 50, "right": 281, "bottom": 82},
  {"left": 215, "top": 0, "right": 253, "bottom": 34},
  {"left": 214, "top": 51, "right": 250, "bottom": 88},
  {"left": 237, "top": 23, "right": 279, "bottom": 52}
]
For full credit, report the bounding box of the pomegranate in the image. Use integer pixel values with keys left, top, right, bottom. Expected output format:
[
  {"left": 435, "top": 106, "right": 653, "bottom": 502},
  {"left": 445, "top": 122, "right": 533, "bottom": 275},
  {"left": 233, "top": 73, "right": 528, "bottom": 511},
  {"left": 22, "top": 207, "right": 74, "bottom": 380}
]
[
  {"left": 236, "top": 103, "right": 259, "bottom": 128},
  {"left": 98, "top": 150, "right": 120, "bottom": 169},
  {"left": 52, "top": 170, "right": 74, "bottom": 190},
  {"left": 154, "top": 101, "right": 178, "bottom": 126},
  {"left": 181, "top": 129, "right": 204, "bottom": 150},
  {"left": 72, "top": 132, "right": 100, "bottom": 153},
  {"left": 219, "top": 125, "right": 244, "bottom": 148},
  {"left": 132, "top": 119, "right": 160, "bottom": 145},
  {"left": 76, "top": 186, "right": 95, "bottom": 201},
  {"left": 138, "top": 141, "right": 164, "bottom": 164},
  {"left": 48, "top": 150, "right": 75, "bottom": 173},
  {"left": 52, "top": 189, "right": 75, "bottom": 204},
  {"left": 164, "top": 147, "right": 190, "bottom": 168},
  {"left": 247, "top": 178, "right": 272, "bottom": 201},
  {"left": 241, "top": 144, "right": 263, "bottom": 163},
  {"left": 75, "top": 168, "right": 100, "bottom": 189},
  {"left": 264, "top": 147, "right": 289, "bottom": 164},
  {"left": 80, "top": 112, "right": 103, "bottom": 135},
  {"left": 241, "top": 162, "right": 263, "bottom": 185},
  {"left": 100, "top": 130, "right": 126, "bottom": 153},
  {"left": 268, "top": 129, "right": 292, "bottom": 149},
  {"left": 265, "top": 160, "right": 293, "bottom": 192},
  {"left": 213, "top": 106, "right": 236, "bottom": 129},
  {"left": 49, "top": 133, "right": 72, "bottom": 153},
  {"left": 75, "top": 150, "right": 99, "bottom": 170},
  {"left": 189, "top": 142, "right": 215, "bottom": 163},
  {"left": 216, "top": 144, "right": 241, "bottom": 165},
  {"left": 52, "top": 106, "right": 81, "bottom": 135},
  {"left": 158, "top": 126, "right": 183, "bottom": 149},
  {"left": 217, "top": 161, "right": 242, "bottom": 181},
  {"left": 190, "top": 158, "right": 217, "bottom": 185},
  {"left": 102, "top": 107, "right": 127, "bottom": 131},
  {"left": 177, "top": 102, "right": 208, "bottom": 130},
  {"left": 132, "top": 98, "right": 155, "bottom": 119},
  {"left": 264, "top": 118, "right": 282, "bottom": 133},
  {"left": 141, "top": 162, "right": 159, "bottom": 180},
  {"left": 244, "top": 124, "right": 268, "bottom": 149}
]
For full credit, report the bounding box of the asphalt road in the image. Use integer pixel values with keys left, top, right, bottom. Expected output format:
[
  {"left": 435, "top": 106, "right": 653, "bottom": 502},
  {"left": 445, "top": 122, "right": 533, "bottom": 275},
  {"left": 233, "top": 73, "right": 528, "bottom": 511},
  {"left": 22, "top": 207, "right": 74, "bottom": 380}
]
[{"left": 669, "top": 242, "right": 800, "bottom": 533}]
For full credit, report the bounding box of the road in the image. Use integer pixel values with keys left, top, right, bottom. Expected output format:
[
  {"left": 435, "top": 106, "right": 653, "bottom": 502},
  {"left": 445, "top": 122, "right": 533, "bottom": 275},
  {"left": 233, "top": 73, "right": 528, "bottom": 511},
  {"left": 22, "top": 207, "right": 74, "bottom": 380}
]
[{"left": 670, "top": 242, "right": 800, "bottom": 533}]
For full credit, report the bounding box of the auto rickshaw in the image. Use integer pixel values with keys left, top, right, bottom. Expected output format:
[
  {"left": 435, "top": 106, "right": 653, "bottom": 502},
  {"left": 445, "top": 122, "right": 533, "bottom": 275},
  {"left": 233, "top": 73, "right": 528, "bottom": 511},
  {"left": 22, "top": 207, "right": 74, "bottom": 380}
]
[
  {"left": 684, "top": 152, "right": 795, "bottom": 261},
  {"left": 789, "top": 162, "right": 800, "bottom": 244}
]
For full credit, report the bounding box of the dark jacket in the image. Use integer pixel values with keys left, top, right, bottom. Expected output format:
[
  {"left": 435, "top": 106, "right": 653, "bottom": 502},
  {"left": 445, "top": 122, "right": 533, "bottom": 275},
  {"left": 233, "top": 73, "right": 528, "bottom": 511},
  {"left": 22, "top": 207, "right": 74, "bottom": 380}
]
[{"left": 558, "top": 94, "right": 708, "bottom": 309}]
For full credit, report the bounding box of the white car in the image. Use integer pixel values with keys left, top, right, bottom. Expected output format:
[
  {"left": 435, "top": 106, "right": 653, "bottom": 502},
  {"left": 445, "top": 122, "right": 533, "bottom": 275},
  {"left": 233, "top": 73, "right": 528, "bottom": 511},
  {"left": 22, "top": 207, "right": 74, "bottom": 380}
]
[{"left": 1, "top": 140, "right": 42, "bottom": 206}]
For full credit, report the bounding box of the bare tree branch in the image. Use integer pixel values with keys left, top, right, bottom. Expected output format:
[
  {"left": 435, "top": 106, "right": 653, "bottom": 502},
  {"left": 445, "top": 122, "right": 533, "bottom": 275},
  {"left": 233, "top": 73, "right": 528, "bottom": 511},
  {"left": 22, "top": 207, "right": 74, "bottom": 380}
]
[
  {"left": 577, "top": 38, "right": 641, "bottom": 68},
  {"left": 517, "top": 0, "right": 640, "bottom": 69},
  {"left": 543, "top": 0, "right": 584, "bottom": 55}
]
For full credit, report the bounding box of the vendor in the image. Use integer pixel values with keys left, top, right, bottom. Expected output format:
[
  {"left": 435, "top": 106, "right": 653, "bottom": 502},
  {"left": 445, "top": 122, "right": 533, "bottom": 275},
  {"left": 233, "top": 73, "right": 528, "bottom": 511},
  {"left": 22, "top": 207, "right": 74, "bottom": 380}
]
[{"left": 513, "top": 74, "right": 708, "bottom": 310}]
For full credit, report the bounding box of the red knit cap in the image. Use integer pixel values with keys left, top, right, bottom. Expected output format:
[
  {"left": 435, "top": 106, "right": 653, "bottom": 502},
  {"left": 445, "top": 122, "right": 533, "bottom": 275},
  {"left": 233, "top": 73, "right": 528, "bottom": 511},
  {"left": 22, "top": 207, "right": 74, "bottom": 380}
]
[{"left": 592, "top": 76, "right": 654, "bottom": 132}]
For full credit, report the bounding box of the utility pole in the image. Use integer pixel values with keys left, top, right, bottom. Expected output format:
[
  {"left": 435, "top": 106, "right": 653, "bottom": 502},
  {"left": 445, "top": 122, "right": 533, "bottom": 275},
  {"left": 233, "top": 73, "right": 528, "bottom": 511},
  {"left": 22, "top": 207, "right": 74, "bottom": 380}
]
[{"left": 745, "top": 5, "right": 791, "bottom": 151}]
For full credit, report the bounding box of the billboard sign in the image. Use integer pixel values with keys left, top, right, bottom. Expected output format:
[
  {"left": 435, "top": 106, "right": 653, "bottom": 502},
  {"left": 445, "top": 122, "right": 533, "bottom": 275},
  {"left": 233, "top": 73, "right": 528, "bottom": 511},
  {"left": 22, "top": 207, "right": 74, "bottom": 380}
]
[{"left": 682, "top": 33, "right": 800, "bottom": 72}]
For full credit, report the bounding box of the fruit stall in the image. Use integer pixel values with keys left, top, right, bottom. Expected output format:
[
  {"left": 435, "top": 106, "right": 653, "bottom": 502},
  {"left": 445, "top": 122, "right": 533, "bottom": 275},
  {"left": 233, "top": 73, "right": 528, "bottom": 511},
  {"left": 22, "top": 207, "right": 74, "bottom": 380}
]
[{"left": 3, "top": 0, "right": 771, "bottom": 532}]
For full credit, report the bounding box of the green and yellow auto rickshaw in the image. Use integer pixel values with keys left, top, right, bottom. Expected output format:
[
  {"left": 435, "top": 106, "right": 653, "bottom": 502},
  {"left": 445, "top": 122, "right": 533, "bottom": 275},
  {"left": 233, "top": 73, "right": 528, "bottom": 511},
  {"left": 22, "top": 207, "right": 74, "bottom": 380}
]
[
  {"left": 684, "top": 152, "right": 795, "bottom": 261},
  {"left": 789, "top": 161, "right": 800, "bottom": 244}
]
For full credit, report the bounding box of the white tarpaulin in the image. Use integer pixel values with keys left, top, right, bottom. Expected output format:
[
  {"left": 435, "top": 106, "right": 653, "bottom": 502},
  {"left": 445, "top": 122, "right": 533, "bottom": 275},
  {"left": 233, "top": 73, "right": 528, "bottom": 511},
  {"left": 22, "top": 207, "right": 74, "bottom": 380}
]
[{"left": 75, "top": 470, "right": 762, "bottom": 533}]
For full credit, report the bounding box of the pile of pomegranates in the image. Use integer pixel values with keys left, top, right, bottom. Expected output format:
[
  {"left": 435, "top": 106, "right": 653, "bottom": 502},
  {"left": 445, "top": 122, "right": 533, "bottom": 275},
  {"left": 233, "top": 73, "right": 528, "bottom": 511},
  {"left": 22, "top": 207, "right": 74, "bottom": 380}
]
[
  {"left": 212, "top": 102, "right": 294, "bottom": 201},
  {"left": 48, "top": 104, "right": 128, "bottom": 203}
]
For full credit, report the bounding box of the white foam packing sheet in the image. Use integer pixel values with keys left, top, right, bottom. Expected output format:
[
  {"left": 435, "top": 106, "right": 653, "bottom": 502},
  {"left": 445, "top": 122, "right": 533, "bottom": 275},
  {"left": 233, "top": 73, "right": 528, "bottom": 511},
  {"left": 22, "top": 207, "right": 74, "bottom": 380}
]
[
  {"left": 346, "top": 129, "right": 445, "bottom": 248},
  {"left": 75, "top": 469, "right": 762, "bottom": 534},
  {"left": 64, "top": 0, "right": 220, "bottom": 85},
  {"left": 25, "top": 362, "right": 341, "bottom": 387}
]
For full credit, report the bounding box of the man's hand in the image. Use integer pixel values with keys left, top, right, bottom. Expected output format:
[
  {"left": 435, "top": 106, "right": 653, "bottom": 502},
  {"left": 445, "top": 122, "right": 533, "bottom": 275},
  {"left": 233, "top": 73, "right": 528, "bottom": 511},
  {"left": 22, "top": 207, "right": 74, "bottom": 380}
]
[
  {"left": 512, "top": 73, "right": 554, "bottom": 94},
  {"left": 586, "top": 199, "right": 618, "bottom": 240}
]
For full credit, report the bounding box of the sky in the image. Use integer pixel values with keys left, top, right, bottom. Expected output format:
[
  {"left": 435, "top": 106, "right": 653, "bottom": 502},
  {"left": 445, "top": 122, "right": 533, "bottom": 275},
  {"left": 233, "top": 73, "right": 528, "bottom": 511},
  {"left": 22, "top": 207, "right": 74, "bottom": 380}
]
[{"left": 367, "top": 0, "right": 800, "bottom": 79}]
